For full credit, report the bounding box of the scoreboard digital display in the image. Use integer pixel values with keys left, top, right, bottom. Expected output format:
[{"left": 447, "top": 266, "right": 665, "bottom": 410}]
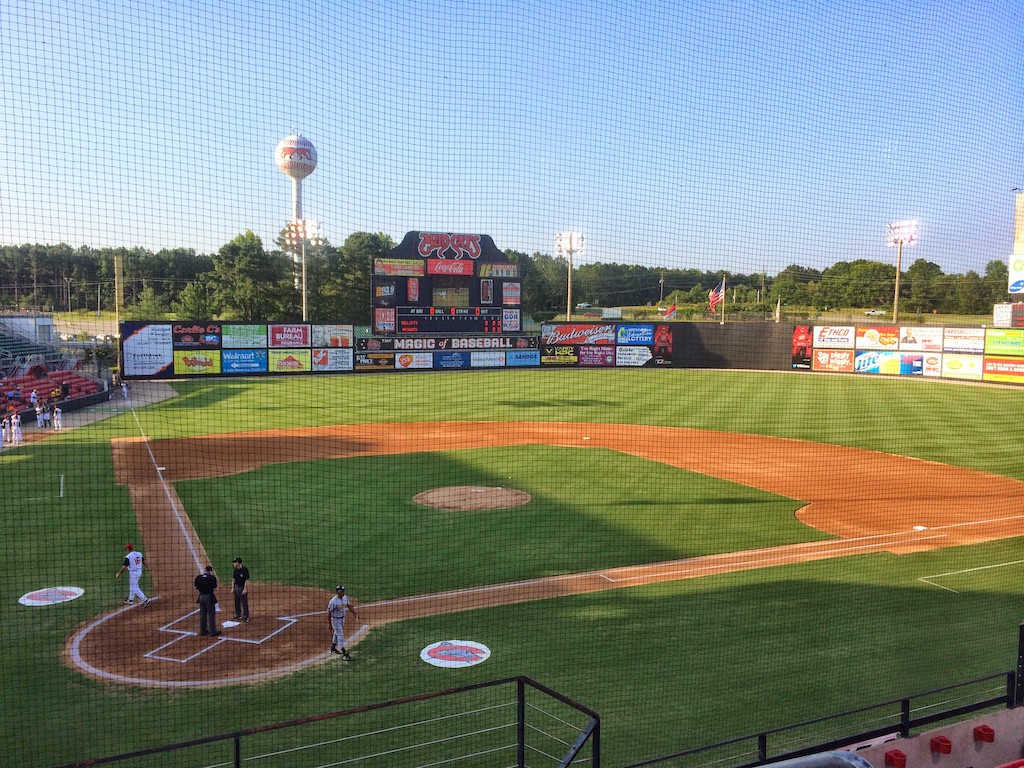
[{"left": 397, "top": 306, "right": 503, "bottom": 334}]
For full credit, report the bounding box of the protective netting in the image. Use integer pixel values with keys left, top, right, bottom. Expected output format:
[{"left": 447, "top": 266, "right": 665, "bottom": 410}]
[{"left": 1, "top": 1, "right": 1023, "bottom": 767}]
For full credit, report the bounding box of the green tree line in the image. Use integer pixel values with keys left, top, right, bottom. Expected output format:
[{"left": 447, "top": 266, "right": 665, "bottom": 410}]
[{"left": 0, "top": 234, "right": 1013, "bottom": 323}]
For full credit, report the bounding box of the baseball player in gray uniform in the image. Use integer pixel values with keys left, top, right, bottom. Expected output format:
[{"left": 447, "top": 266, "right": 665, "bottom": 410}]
[{"left": 327, "top": 585, "right": 359, "bottom": 660}]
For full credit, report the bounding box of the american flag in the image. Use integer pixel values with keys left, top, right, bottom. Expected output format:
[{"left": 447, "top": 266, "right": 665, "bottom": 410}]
[{"left": 708, "top": 280, "right": 725, "bottom": 313}]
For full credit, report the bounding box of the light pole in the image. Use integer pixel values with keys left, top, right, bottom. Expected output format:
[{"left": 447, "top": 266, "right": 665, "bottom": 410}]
[
  {"left": 555, "top": 232, "right": 584, "bottom": 320},
  {"left": 284, "top": 219, "right": 322, "bottom": 321},
  {"left": 886, "top": 220, "right": 919, "bottom": 323}
]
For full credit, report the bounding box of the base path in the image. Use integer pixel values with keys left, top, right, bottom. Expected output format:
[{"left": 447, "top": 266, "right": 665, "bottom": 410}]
[{"left": 68, "top": 421, "right": 1024, "bottom": 687}]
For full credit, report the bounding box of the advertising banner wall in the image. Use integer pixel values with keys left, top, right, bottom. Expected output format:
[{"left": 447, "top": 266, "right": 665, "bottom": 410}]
[
  {"left": 269, "top": 324, "right": 310, "bottom": 348},
  {"left": 268, "top": 349, "right": 311, "bottom": 373},
  {"left": 854, "top": 350, "right": 901, "bottom": 374},
  {"left": 812, "top": 349, "right": 855, "bottom": 372},
  {"left": 943, "top": 327, "right": 985, "bottom": 354},
  {"left": 813, "top": 325, "right": 856, "bottom": 349},
  {"left": 174, "top": 350, "right": 221, "bottom": 375},
  {"left": 311, "top": 348, "right": 354, "bottom": 372},
  {"left": 222, "top": 349, "right": 268, "bottom": 374},
  {"left": 616, "top": 325, "right": 655, "bottom": 345},
  {"left": 856, "top": 326, "right": 899, "bottom": 350},
  {"left": 173, "top": 323, "right": 222, "bottom": 349},
  {"left": 615, "top": 346, "right": 654, "bottom": 366},
  {"left": 506, "top": 350, "right": 540, "bottom": 367},
  {"left": 395, "top": 352, "right": 434, "bottom": 370},
  {"left": 984, "top": 328, "right": 1024, "bottom": 356},
  {"left": 922, "top": 353, "right": 943, "bottom": 377},
  {"left": 434, "top": 351, "right": 471, "bottom": 369},
  {"left": 122, "top": 323, "right": 174, "bottom": 377},
  {"left": 983, "top": 356, "right": 1024, "bottom": 383},
  {"left": 222, "top": 324, "right": 267, "bottom": 348},
  {"left": 355, "top": 352, "right": 395, "bottom": 371},
  {"left": 541, "top": 323, "right": 617, "bottom": 345},
  {"left": 578, "top": 346, "right": 615, "bottom": 366},
  {"left": 471, "top": 351, "right": 505, "bottom": 367},
  {"left": 541, "top": 345, "right": 579, "bottom": 364},
  {"left": 897, "top": 327, "right": 943, "bottom": 351},
  {"left": 942, "top": 354, "right": 984, "bottom": 380},
  {"left": 311, "top": 325, "right": 354, "bottom": 348}
]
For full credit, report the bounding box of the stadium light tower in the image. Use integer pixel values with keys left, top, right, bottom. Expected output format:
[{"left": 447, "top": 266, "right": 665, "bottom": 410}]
[
  {"left": 275, "top": 133, "right": 318, "bottom": 320},
  {"left": 555, "top": 232, "right": 584, "bottom": 320},
  {"left": 886, "top": 220, "right": 919, "bottom": 323}
]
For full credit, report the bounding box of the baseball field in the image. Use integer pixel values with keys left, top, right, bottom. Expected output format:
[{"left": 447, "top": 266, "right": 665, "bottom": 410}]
[{"left": 4, "top": 368, "right": 1024, "bottom": 767}]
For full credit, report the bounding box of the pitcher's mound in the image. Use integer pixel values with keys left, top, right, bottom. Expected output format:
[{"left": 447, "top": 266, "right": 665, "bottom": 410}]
[{"left": 414, "top": 486, "right": 531, "bottom": 511}]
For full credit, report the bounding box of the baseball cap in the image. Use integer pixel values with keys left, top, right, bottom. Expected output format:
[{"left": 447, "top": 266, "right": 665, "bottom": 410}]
[
  {"left": 125, "top": 543, "right": 134, "bottom": 550},
  {"left": 232, "top": 557, "right": 242, "bottom": 563},
  {"left": 335, "top": 584, "right": 346, "bottom": 592}
]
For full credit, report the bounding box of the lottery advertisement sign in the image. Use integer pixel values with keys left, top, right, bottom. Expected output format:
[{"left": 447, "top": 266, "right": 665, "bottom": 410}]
[{"left": 616, "top": 325, "right": 654, "bottom": 345}]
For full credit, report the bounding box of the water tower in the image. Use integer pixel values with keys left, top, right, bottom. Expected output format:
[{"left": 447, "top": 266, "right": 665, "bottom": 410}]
[{"left": 275, "top": 133, "right": 318, "bottom": 319}]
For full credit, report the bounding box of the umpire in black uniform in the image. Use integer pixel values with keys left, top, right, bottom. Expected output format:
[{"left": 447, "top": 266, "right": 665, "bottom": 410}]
[{"left": 194, "top": 565, "right": 221, "bottom": 637}]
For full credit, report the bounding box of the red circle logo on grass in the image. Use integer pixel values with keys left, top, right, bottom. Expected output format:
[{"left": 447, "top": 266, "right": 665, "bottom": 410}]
[
  {"left": 19, "top": 586, "right": 84, "bottom": 606},
  {"left": 420, "top": 640, "right": 491, "bottom": 668}
]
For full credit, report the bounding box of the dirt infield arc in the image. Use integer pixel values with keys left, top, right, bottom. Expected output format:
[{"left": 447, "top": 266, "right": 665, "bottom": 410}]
[{"left": 67, "top": 421, "right": 1024, "bottom": 687}]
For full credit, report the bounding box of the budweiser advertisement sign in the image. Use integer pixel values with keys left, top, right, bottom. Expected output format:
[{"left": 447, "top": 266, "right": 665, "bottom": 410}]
[
  {"left": 541, "top": 323, "right": 617, "bottom": 346},
  {"left": 427, "top": 258, "right": 474, "bottom": 276}
]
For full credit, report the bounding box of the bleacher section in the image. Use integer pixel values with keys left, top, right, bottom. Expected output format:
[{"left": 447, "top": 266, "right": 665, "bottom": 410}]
[
  {"left": 0, "top": 330, "right": 64, "bottom": 376},
  {"left": 2, "top": 370, "right": 101, "bottom": 412}
]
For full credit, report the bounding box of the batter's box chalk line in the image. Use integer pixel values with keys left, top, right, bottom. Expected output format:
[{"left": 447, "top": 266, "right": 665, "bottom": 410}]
[{"left": 144, "top": 611, "right": 300, "bottom": 663}]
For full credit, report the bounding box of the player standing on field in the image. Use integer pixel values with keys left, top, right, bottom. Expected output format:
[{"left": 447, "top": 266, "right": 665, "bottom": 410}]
[
  {"left": 115, "top": 543, "right": 150, "bottom": 606},
  {"left": 231, "top": 557, "right": 250, "bottom": 622},
  {"left": 327, "top": 585, "right": 358, "bottom": 660}
]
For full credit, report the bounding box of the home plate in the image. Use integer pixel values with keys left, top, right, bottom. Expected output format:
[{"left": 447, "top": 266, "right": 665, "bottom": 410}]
[
  {"left": 222, "top": 620, "right": 241, "bottom": 628},
  {"left": 912, "top": 525, "right": 928, "bottom": 531}
]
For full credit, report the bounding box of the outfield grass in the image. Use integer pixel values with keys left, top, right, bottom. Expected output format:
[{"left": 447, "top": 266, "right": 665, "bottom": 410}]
[{"left": 3, "top": 369, "right": 1024, "bottom": 767}]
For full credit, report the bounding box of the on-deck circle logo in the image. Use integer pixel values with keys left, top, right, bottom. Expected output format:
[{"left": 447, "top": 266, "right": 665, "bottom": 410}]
[
  {"left": 420, "top": 640, "right": 491, "bottom": 668},
  {"left": 19, "top": 586, "right": 84, "bottom": 606}
]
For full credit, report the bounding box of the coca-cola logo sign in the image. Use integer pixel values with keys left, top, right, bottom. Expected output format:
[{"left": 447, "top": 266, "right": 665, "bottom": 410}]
[{"left": 427, "top": 258, "right": 474, "bottom": 276}]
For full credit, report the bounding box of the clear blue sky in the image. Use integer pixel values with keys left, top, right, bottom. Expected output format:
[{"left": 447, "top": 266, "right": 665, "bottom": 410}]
[{"left": 2, "top": 0, "right": 1021, "bottom": 276}]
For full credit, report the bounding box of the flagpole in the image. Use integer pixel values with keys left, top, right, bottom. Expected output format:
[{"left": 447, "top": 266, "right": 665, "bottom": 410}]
[{"left": 720, "top": 276, "right": 726, "bottom": 325}]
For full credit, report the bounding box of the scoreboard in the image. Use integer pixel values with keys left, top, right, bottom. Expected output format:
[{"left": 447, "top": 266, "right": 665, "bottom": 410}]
[
  {"left": 398, "top": 306, "right": 504, "bottom": 334},
  {"left": 372, "top": 232, "right": 523, "bottom": 337}
]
